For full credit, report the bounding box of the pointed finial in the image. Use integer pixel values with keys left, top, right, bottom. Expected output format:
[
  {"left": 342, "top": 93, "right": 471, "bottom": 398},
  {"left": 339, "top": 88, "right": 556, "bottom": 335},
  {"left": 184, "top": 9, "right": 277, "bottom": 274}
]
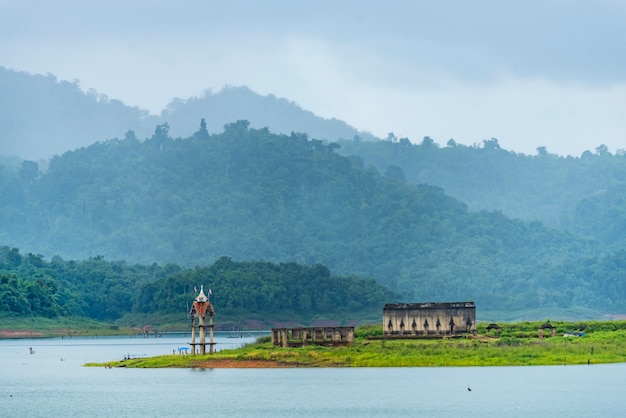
[{"left": 196, "top": 285, "right": 208, "bottom": 302}]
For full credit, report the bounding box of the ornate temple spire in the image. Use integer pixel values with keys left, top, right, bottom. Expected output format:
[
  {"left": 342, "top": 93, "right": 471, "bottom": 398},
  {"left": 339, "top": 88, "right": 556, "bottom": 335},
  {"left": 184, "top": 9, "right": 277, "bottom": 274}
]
[{"left": 196, "top": 285, "right": 208, "bottom": 302}]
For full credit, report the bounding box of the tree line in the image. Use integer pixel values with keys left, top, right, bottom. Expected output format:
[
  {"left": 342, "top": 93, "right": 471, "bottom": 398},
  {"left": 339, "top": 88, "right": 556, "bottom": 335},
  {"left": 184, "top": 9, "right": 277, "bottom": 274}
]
[
  {"left": 0, "top": 247, "right": 394, "bottom": 325},
  {"left": 337, "top": 136, "right": 626, "bottom": 249}
]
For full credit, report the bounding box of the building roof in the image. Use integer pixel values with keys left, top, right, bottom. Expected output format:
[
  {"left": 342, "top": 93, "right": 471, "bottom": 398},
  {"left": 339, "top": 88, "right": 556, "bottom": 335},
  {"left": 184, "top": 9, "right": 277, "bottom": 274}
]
[{"left": 384, "top": 302, "right": 475, "bottom": 310}]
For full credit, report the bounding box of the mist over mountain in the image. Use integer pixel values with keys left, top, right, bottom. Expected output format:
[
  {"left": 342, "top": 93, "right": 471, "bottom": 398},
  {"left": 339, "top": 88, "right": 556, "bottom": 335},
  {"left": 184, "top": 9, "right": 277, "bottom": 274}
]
[
  {"left": 0, "top": 67, "right": 157, "bottom": 160},
  {"left": 162, "top": 86, "right": 377, "bottom": 143},
  {"left": 4, "top": 66, "right": 626, "bottom": 320},
  {"left": 0, "top": 67, "right": 375, "bottom": 160},
  {"left": 3, "top": 121, "right": 625, "bottom": 316},
  {"left": 336, "top": 138, "right": 626, "bottom": 250}
]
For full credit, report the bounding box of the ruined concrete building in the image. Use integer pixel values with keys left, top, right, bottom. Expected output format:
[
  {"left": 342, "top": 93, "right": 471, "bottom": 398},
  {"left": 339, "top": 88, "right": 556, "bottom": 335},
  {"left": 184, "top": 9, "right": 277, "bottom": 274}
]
[
  {"left": 271, "top": 326, "right": 355, "bottom": 347},
  {"left": 383, "top": 302, "right": 476, "bottom": 336}
]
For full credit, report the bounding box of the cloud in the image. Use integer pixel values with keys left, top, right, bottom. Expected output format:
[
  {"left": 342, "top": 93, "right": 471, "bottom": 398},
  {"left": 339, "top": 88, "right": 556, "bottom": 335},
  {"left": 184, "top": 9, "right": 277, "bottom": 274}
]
[
  {"left": 363, "top": 77, "right": 626, "bottom": 157},
  {"left": 1, "top": 0, "right": 625, "bottom": 156}
]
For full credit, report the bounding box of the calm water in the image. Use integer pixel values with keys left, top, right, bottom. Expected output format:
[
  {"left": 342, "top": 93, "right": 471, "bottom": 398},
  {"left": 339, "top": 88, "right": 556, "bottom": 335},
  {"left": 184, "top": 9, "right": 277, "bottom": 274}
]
[{"left": 1, "top": 335, "right": 625, "bottom": 417}]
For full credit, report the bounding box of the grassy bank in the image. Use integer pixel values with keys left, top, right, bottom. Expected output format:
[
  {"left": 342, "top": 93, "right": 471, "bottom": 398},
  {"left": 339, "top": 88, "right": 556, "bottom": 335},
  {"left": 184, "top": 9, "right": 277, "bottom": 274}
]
[
  {"left": 0, "top": 316, "right": 139, "bottom": 338},
  {"left": 87, "top": 320, "right": 626, "bottom": 368}
]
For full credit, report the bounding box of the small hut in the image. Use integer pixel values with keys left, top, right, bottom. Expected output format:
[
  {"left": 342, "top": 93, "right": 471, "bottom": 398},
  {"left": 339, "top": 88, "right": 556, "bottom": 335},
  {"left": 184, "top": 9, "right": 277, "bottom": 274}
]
[{"left": 538, "top": 323, "right": 556, "bottom": 339}]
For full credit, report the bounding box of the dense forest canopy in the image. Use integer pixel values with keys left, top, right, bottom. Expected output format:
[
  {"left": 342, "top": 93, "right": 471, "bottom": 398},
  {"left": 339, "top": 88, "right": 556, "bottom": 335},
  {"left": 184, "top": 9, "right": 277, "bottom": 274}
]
[
  {"left": 0, "top": 247, "right": 392, "bottom": 326},
  {"left": 2, "top": 121, "right": 626, "bottom": 319},
  {"left": 337, "top": 137, "right": 626, "bottom": 249}
]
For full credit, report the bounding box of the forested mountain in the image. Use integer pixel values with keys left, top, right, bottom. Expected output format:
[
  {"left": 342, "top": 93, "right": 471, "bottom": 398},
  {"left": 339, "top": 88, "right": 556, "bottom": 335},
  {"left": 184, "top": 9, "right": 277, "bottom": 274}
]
[
  {"left": 0, "top": 247, "right": 392, "bottom": 326},
  {"left": 0, "top": 67, "right": 157, "bottom": 160},
  {"left": 0, "top": 67, "right": 373, "bottom": 160},
  {"left": 161, "top": 86, "right": 376, "bottom": 143},
  {"left": 336, "top": 138, "right": 626, "bottom": 249},
  {"left": 2, "top": 122, "right": 625, "bottom": 316}
]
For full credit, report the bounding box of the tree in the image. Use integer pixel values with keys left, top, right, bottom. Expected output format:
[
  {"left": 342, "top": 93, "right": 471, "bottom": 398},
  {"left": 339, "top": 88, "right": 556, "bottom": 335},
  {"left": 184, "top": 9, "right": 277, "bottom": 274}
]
[
  {"left": 152, "top": 123, "right": 170, "bottom": 141},
  {"left": 385, "top": 132, "right": 397, "bottom": 142},
  {"left": 19, "top": 160, "right": 40, "bottom": 183},
  {"left": 421, "top": 136, "right": 437, "bottom": 149},
  {"left": 195, "top": 118, "right": 210, "bottom": 140},
  {"left": 224, "top": 120, "right": 250, "bottom": 133},
  {"left": 482, "top": 138, "right": 501, "bottom": 151},
  {"left": 384, "top": 165, "right": 406, "bottom": 182},
  {"left": 0, "top": 247, "right": 22, "bottom": 268},
  {"left": 596, "top": 144, "right": 610, "bottom": 156}
]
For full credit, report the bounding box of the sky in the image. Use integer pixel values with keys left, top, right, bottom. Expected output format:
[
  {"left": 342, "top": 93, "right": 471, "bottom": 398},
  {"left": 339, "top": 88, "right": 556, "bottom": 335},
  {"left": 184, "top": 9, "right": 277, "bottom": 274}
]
[{"left": 1, "top": 0, "right": 625, "bottom": 157}]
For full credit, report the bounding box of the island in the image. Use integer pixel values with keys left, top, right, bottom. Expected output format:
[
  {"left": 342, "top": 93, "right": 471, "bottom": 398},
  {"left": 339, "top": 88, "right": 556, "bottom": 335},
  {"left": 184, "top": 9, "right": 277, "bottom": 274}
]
[{"left": 86, "top": 320, "right": 626, "bottom": 368}]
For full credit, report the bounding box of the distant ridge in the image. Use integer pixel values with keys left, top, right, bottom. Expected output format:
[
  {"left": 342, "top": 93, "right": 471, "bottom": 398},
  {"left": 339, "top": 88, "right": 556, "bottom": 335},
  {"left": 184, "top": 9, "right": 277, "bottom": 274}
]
[
  {"left": 162, "top": 86, "right": 377, "bottom": 143},
  {"left": 0, "top": 67, "right": 157, "bottom": 160},
  {"left": 0, "top": 67, "right": 376, "bottom": 160}
]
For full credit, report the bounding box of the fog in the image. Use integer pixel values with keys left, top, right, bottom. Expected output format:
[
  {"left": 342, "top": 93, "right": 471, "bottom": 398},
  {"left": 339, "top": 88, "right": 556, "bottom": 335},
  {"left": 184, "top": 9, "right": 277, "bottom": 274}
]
[{"left": 2, "top": 0, "right": 625, "bottom": 156}]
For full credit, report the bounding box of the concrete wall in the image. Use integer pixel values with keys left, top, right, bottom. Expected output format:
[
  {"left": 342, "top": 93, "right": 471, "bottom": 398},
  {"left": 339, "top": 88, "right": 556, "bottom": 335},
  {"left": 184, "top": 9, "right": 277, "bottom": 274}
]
[
  {"left": 383, "top": 302, "right": 476, "bottom": 336},
  {"left": 271, "top": 326, "right": 355, "bottom": 347}
]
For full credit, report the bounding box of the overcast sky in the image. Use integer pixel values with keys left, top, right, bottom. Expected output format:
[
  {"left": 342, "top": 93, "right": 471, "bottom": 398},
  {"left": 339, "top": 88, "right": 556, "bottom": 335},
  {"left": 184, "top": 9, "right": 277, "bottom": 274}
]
[{"left": 2, "top": 0, "right": 625, "bottom": 156}]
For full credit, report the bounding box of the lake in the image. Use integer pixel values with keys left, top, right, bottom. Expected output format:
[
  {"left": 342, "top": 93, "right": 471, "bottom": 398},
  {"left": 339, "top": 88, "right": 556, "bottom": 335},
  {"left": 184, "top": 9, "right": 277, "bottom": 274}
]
[{"left": 1, "top": 334, "right": 625, "bottom": 417}]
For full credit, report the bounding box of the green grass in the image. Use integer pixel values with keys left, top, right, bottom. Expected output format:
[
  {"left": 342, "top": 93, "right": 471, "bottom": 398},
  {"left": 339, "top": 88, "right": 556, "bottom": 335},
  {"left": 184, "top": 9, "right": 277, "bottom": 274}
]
[{"left": 87, "top": 320, "right": 626, "bottom": 368}]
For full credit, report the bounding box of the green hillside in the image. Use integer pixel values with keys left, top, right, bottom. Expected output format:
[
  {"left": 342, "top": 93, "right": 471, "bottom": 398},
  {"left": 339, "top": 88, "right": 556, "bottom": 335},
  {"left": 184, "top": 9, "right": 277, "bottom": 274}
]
[
  {"left": 2, "top": 122, "right": 625, "bottom": 316},
  {"left": 337, "top": 137, "right": 626, "bottom": 248}
]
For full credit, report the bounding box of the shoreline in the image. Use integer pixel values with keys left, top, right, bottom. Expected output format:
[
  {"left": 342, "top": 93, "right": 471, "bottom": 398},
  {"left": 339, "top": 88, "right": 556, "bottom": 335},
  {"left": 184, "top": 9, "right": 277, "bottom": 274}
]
[
  {"left": 195, "top": 359, "right": 299, "bottom": 368},
  {"left": 0, "top": 330, "right": 45, "bottom": 338}
]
